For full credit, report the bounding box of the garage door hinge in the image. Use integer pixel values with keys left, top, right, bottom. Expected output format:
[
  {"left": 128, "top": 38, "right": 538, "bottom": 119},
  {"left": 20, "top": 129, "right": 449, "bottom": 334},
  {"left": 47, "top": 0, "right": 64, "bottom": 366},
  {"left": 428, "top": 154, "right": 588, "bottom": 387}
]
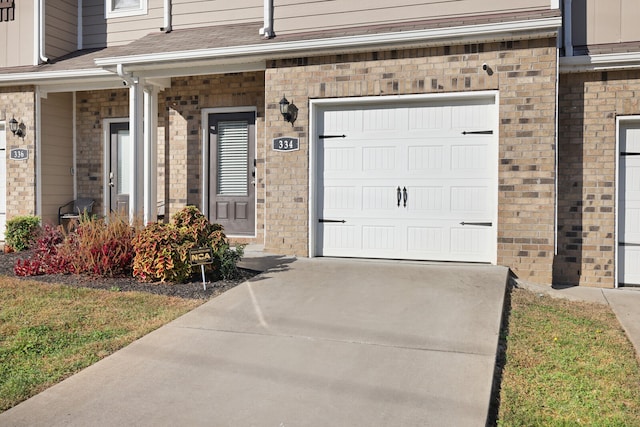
[
  {"left": 319, "top": 134, "right": 346, "bottom": 139},
  {"left": 621, "top": 152, "right": 640, "bottom": 156},
  {"left": 461, "top": 130, "right": 493, "bottom": 135},
  {"left": 460, "top": 221, "right": 492, "bottom": 226},
  {"left": 319, "top": 219, "right": 346, "bottom": 223}
]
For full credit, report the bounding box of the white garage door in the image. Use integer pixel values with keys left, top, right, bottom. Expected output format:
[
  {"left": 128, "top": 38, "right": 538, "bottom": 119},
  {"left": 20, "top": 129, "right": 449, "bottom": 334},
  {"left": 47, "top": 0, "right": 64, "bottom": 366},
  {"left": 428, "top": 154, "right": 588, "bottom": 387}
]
[
  {"left": 619, "top": 123, "right": 640, "bottom": 286},
  {"left": 315, "top": 96, "right": 498, "bottom": 263}
]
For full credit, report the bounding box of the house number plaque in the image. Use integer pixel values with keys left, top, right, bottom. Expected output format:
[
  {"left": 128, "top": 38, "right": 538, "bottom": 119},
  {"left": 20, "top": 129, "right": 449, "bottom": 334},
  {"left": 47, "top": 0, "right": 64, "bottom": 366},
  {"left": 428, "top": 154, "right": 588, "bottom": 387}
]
[
  {"left": 272, "top": 137, "right": 299, "bottom": 152},
  {"left": 10, "top": 148, "right": 28, "bottom": 160}
]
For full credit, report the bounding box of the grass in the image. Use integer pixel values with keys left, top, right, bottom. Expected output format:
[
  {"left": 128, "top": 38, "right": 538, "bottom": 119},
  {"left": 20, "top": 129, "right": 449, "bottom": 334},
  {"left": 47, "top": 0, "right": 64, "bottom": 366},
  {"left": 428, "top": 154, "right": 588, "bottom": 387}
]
[
  {"left": 0, "top": 276, "right": 202, "bottom": 412},
  {"left": 498, "top": 286, "right": 640, "bottom": 426}
]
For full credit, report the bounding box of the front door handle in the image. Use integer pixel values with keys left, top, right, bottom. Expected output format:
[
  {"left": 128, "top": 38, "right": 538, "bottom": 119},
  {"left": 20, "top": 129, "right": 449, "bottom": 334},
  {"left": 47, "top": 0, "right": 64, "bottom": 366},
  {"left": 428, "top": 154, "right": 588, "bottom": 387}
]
[
  {"left": 397, "top": 187, "right": 402, "bottom": 207},
  {"left": 403, "top": 187, "right": 407, "bottom": 207}
]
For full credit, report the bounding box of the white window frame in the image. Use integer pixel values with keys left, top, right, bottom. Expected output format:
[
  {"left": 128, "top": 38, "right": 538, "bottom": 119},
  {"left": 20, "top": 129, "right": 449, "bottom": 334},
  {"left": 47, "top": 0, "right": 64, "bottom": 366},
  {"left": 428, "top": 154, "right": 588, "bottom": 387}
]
[{"left": 106, "top": 0, "right": 148, "bottom": 19}]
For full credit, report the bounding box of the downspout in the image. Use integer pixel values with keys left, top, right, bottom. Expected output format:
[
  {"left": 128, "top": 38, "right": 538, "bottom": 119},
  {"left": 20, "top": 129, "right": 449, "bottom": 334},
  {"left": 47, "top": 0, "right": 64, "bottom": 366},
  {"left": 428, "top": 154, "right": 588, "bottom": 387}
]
[
  {"left": 162, "top": 0, "right": 172, "bottom": 33},
  {"left": 77, "top": 0, "right": 83, "bottom": 50},
  {"left": 37, "top": 0, "right": 49, "bottom": 63},
  {"left": 259, "top": 0, "right": 274, "bottom": 38},
  {"left": 563, "top": 0, "right": 573, "bottom": 57}
]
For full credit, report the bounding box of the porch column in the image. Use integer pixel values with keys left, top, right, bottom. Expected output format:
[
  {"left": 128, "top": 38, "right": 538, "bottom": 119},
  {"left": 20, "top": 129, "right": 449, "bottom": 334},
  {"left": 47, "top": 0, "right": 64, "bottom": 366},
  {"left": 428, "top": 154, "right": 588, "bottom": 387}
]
[
  {"left": 129, "top": 77, "right": 144, "bottom": 221},
  {"left": 143, "top": 85, "right": 158, "bottom": 224}
]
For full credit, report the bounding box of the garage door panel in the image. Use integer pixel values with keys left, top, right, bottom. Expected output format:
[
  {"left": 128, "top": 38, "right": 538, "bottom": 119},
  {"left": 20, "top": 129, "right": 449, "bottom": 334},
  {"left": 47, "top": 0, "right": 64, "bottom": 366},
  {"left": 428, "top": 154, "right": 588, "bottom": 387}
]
[
  {"left": 407, "top": 227, "right": 445, "bottom": 253},
  {"left": 620, "top": 124, "right": 640, "bottom": 285},
  {"left": 619, "top": 246, "right": 640, "bottom": 285},
  {"left": 317, "top": 97, "right": 498, "bottom": 263}
]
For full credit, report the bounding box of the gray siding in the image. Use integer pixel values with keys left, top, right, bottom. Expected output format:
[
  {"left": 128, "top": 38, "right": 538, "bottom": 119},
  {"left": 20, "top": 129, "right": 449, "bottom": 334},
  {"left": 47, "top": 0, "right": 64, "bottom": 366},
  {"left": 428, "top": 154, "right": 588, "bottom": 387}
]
[
  {"left": 572, "top": 0, "right": 640, "bottom": 47},
  {"left": 46, "top": 0, "right": 78, "bottom": 60},
  {"left": 273, "top": 0, "right": 551, "bottom": 35},
  {"left": 0, "top": 1, "right": 35, "bottom": 67},
  {"left": 41, "top": 93, "right": 74, "bottom": 226}
]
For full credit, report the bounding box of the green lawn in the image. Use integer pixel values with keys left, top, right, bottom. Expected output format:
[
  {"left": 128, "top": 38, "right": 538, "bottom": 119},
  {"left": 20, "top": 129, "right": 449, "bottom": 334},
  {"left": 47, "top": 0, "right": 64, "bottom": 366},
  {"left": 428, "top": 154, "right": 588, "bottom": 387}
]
[
  {"left": 498, "top": 287, "right": 640, "bottom": 426},
  {"left": 0, "top": 277, "right": 202, "bottom": 412}
]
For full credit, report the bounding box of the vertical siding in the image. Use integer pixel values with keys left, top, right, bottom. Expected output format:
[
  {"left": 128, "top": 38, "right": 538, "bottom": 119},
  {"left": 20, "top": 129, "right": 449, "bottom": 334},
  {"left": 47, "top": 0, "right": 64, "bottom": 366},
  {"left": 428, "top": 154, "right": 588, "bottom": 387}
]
[
  {"left": 41, "top": 93, "right": 74, "bottom": 226},
  {"left": 46, "top": 0, "right": 78, "bottom": 60},
  {"left": 0, "top": 1, "right": 35, "bottom": 67},
  {"left": 572, "top": 0, "right": 640, "bottom": 47},
  {"left": 273, "top": 0, "right": 550, "bottom": 35}
]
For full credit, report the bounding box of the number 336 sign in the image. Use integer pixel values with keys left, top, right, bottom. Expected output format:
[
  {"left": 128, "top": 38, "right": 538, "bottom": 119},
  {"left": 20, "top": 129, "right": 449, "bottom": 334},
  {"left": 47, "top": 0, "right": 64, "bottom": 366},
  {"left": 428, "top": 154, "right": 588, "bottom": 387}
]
[{"left": 272, "top": 137, "right": 299, "bottom": 152}]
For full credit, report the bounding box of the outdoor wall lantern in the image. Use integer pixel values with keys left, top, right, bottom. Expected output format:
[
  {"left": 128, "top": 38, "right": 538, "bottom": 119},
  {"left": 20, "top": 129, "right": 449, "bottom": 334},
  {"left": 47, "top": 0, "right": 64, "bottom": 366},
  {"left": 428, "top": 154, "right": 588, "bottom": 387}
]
[
  {"left": 279, "top": 96, "right": 298, "bottom": 126},
  {"left": 8, "top": 116, "right": 25, "bottom": 138}
]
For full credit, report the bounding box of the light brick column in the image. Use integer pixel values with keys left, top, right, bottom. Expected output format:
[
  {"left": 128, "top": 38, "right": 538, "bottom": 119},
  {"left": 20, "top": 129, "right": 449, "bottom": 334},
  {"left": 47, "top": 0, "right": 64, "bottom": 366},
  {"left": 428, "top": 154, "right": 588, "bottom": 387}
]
[
  {"left": 557, "top": 70, "right": 640, "bottom": 288},
  {"left": 1, "top": 87, "right": 37, "bottom": 218}
]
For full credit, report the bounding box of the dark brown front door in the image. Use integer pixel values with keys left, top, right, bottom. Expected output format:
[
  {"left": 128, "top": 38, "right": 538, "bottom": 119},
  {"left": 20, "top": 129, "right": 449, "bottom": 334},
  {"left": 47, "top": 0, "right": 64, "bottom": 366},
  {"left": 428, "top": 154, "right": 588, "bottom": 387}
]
[{"left": 208, "top": 112, "right": 255, "bottom": 236}]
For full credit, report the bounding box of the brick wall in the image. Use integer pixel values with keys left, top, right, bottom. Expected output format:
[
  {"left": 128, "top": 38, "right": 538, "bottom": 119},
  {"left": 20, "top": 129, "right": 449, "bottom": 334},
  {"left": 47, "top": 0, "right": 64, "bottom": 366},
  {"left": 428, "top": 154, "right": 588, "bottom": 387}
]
[
  {"left": 556, "top": 70, "right": 640, "bottom": 288},
  {"left": 1, "top": 87, "right": 37, "bottom": 218},
  {"left": 162, "top": 72, "right": 266, "bottom": 243},
  {"left": 264, "top": 38, "right": 558, "bottom": 284},
  {"left": 76, "top": 72, "right": 266, "bottom": 246},
  {"left": 76, "top": 89, "right": 129, "bottom": 216}
]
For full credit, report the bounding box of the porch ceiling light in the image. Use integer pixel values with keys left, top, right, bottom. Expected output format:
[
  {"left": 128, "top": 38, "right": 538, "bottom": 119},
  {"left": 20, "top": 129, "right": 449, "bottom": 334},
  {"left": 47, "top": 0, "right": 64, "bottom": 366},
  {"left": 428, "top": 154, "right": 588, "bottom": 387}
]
[
  {"left": 279, "top": 96, "right": 298, "bottom": 126},
  {"left": 8, "top": 116, "right": 24, "bottom": 138}
]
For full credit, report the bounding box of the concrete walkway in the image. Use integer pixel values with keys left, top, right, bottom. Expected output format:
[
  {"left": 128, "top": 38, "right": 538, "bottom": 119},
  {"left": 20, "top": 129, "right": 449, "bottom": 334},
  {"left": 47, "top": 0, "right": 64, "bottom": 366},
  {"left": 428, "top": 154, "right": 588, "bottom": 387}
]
[{"left": 0, "top": 256, "right": 509, "bottom": 427}]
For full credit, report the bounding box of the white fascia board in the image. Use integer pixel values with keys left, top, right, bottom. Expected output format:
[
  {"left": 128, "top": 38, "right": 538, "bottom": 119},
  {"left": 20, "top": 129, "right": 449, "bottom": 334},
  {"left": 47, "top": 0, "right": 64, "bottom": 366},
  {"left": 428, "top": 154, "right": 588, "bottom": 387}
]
[
  {"left": 95, "top": 16, "right": 562, "bottom": 68},
  {"left": 560, "top": 52, "right": 640, "bottom": 73},
  {"left": 111, "top": 60, "right": 267, "bottom": 78},
  {"left": 0, "top": 68, "right": 119, "bottom": 87}
]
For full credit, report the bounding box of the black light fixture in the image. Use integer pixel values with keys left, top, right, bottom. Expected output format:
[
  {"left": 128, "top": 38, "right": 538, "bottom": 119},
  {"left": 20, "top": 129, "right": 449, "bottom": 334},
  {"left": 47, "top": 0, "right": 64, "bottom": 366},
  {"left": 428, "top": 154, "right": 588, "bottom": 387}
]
[
  {"left": 8, "top": 116, "right": 24, "bottom": 138},
  {"left": 279, "top": 95, "right": 298, "bottom": 126}
]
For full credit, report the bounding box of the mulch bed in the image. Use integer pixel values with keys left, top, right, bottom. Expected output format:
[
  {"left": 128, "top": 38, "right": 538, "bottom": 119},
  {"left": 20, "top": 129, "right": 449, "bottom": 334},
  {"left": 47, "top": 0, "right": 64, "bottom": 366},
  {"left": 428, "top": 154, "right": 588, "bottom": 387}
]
[{"left": 0, "top": 250, "right": 259, "bottom": 300}]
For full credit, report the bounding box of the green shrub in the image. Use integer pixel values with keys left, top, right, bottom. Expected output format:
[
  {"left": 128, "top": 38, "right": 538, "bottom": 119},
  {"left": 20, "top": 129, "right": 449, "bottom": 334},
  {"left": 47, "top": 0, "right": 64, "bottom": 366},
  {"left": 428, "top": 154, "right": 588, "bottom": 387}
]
[
  {"left": 5, "top": 216, "right": 41, "bottom": 252},
  {"left": 132, "top": 206, "right": 240, "bottom": 283},
  {"left": 214, "top": 243, "right": 245, "bottom": 280}
]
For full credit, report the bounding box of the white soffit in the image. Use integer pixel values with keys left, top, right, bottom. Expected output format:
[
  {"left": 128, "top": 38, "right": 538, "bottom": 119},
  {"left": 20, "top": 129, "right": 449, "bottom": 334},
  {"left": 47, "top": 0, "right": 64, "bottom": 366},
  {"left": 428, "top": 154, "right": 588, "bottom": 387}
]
[
  {"left": 95, "top": 16, "right": 562, "bottom": 70},
  {"left": 560, "top": 52, "right": 640, "bottom": 73}
]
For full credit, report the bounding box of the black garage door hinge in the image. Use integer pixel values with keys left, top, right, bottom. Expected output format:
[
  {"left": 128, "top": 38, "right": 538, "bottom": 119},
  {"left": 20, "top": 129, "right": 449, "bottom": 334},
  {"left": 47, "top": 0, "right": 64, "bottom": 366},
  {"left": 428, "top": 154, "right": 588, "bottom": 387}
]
[
  {"left": 462, "top": 130, "right": 493, "bottom": 135},
  {"left": 319, "top": 219, "right": 346, "bottom": 223},
  {"left": 460, "top": 221, "right": 493, "bottom": 226},
  {"left": 319, "top": 134, "right": 346, "bottom": 139}
]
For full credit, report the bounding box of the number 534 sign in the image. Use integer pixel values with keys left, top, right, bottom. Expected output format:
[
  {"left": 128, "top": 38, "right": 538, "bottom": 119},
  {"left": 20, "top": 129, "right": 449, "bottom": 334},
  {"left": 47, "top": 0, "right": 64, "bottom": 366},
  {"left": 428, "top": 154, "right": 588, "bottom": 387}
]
[{"left": 272, "top": 137, "right": 299, "bottom": 152}]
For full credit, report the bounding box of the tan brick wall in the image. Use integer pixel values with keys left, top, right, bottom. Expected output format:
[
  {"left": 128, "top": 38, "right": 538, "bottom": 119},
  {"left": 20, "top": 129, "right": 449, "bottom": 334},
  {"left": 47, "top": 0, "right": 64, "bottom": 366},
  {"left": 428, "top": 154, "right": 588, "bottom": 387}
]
[
  {"left": 264, "top": 39, "right": 558, "bottom": 284},
  {"left": 556, "top": 70, "right": 640, "bottom": 288},
  {"left": 76, "top": 89, "right": 129, "bottom": 215},
  {"left": 1, "top": 87, "right": 37, "bottom": 218},
  {"left": 162, "top": 72, "right": 266, "bottom": 243}
]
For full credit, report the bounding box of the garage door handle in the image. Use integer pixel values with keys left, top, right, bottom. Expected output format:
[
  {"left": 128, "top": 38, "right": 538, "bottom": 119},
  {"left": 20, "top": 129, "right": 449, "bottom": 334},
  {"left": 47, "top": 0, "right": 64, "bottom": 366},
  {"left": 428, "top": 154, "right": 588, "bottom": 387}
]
[
  {"left": 403, "top": 187, "right": 407, "bottom": 207},
  {"left": 397, "top": 187, "right": 402, "bottom": 207}
]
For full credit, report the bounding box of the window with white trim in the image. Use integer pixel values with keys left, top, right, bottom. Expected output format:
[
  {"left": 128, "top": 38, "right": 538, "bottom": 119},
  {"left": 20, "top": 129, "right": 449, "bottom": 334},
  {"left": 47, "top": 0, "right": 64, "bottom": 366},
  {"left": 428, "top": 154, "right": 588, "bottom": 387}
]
[{"left": 106, "top": 0, "right": 147, "bottom": 18}]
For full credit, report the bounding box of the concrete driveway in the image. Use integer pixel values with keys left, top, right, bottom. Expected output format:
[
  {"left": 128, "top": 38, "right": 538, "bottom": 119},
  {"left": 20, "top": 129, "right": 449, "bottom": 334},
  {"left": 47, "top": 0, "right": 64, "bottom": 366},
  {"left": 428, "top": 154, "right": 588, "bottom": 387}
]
[{"left": 0, "top": 257, "right": 509, "bottom": 427}]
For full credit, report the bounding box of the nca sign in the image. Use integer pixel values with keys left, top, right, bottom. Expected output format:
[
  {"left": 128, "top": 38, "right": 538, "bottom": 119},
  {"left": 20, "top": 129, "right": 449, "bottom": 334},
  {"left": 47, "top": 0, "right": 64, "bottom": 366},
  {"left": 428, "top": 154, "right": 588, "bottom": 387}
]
[{"left": 188, "top": 247, "right": 214, "bottom": 266}]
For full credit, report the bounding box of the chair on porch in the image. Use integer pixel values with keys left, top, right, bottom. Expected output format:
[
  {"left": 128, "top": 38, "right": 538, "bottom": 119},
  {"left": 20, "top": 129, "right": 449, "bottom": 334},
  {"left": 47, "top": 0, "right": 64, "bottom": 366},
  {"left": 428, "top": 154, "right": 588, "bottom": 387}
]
[{"left": 58, "top": 198, "right": 95, "bottom": 225}]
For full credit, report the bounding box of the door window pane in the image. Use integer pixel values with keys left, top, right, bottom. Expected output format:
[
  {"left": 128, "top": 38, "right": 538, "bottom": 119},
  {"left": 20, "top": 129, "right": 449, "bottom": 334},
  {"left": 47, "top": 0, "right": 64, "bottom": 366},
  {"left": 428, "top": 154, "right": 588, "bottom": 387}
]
[
  {"left": 217, "top": 121, "right": 248, "bottom": 196},
  {"left": 117, "top": 130, "right": 131, "bottom": 196}
]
